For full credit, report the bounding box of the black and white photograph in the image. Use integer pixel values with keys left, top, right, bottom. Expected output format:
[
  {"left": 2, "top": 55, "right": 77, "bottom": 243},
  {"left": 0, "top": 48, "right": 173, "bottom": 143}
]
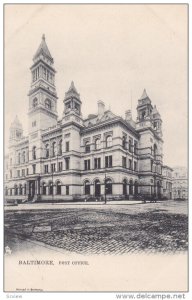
[{"left": 4, "top": 4, "right": 188, "bottom": 293}]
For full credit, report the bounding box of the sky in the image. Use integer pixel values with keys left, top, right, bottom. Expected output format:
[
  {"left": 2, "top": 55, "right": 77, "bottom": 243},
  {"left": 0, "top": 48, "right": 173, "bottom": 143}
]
[{"left": 4, "top": 4, "right": 188, "bottom": 168}]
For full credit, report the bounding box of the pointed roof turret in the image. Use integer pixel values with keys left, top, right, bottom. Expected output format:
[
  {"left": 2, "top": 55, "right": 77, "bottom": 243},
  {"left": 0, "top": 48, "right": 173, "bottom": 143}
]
[
  {"left": 139, "top": 89, "right": 148, "bottom": 100},
  {"left": 152, "top": 105, "right": 161, "bottom": 119},
  {"left": 64, "top": 81, "right": 81, "bottom": 103},
  {"left": 33, "top": 34, "right": 53, "bottom": 62},
  {"left": 10, "top": 115, "right": 23, "bottom": 129}
]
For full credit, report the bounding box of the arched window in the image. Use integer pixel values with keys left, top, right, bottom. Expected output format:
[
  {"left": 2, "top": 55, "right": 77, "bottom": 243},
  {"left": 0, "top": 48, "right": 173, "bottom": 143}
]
[
  {"left": 122, "top": 136, "right": 127, "bottom": 149},
  {"left": 45, "top": 99, "right": 51, "bottom": 110},
  {"left": 45, "top": 144, "right": 49, "bottom": 158},
  {"left": 19, "top": 184, "right": 22, "bottom": 195},
  {"left": 42, "top": 182, "right": 46, "bottom": 195},
  {"left": 52, "top": 141, "right": 56, "bottom": 157},
  {"left": 106, "top": 135, "right": 112, "bottom": 148},
  {"left": 84, "top": 180, "right": 91, "bottom": 195},
  {"left": 14, "top": 185, "right": 18, "bottom": 196},
  {"left": 129, "top": 179, "right": 133, "bottom": 195},
  {"left": 85, "top": 141, "right": 90, "bottom": 153},
  {"left": 49, "top": 182, "right": 53, "bottom": 195},
  {"left": 105, "top": 178, "right": 113, "bottom": 195},
  {"left": 56, "top": 181, "right": 61, "bottom": 195},
  {"left": 58, "top": 140, "right": 62, "bottom": 156},
  {"left": 122, "top": 179, "right": 127, "bottom": 195},
  {"left": 22, "top": 151, "right": 25, "bottom": 163},
  {"left": 95, "top": 138, "right": 101, "bottom": 150},
  {"left": 94, "top": 179, "right": 101, "bottom": 197},
  {"left": 134, "top": 180, "right": 139, "bottom": 195},
  {"left": 33, "top": 98, "right": 38, "bottom": 108},
  {"left": 32, "top": 146, "right": 36, "bottom": 160}
]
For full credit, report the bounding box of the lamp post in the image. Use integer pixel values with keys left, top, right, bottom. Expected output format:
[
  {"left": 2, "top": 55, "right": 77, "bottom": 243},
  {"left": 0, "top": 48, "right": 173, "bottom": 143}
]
[{"left": 104, "top": 172, "right": 107, "bottom": 204}]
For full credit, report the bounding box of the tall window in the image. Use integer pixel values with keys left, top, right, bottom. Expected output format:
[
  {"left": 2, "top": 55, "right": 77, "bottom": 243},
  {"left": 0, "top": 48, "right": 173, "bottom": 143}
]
[
  {"left": 18, "top": 153, "right": 21, "bottom": 164},
  {"left": 154, "top": 144, "right": 157, "bottom": 159},
  {"left": 134, "top": 161, "right": 137, "bottom": 171},
  {"left": 129, "top": 180, "right": 133, "bottom": 195},
  {"left": 5, "top": 187, "right": 8, "bottom": 196},
  {"left": 49, "top": 182, "right": 53, "bottom": 195},
  {"left": 22, "top": 151, "right": 25, "bottom": 163},
  {"left": 105, "top": 178, "right": 112, "bottom": 195},
  {"left": 14, "top": 185, "right": 18, "bottom": 196},
  {"left": 19, "top": 184, "right": 22, "bottom": 195},
  {"left": 51, "top": 163, "right": 56, "bottom": 173},
  {"left": 66, "top": 141, "right": 70, "bottom": 152},
  {"left": 94, "top": 157, "right": 101, "bottom": 169},
  {"left": 134, "top": 141, "right": 138, "bottom": 155},
  {"left": 122, "top": 156, "right": 126, "bottom": 168},
  {"left": 129, "top": 138, "right": 133, "bottom": 152},
  {"left": 66, "top": 185, "right": 69, "bottom": 195},
  {"left": 134, "top": 181, "right": 139, "bottom": 195},
  {"left": 58, "top": 140, "right": 62, "bottom": 155},
  {"left": 106, "top": 135, "right": 112, "bottom": 148},
  {"left": 122, "top": 136, "right": 127, "bottom": 149},
  {"left": 56, "top": 181, "right": 61, "bottom": 195},
  {"left": 45, "top": 144, "right": 49, "bottom": 158},
  {"left": 84, "top": 159, "right": 90, "bottom": 170},
  {"left": 122, "top": 179, "right": 127, "bottom": 195},
  {"left": 105, "top": 155, "right": 112, "bottom": 168},
  {"left": 32, "top": 164, "right": 36, "bottom": 174},
  {"left": 52, "top": 142, "right": 56, "bottom": 157},
  {"left": 129, "top": 159, "right": 132, "bottom": 170},
  {"left": 32, "top": 146, "right": 36, "bottom": 160},
  {"left": 65, "top": 158, "right": 70, "bottom": 170},
  {"left": 24, "top": 184, "right": 26, "bottom": 195},
  {"left": 58, "top": 162, "right": 63, "bottom": 172},
  {"left": 44, "top": 165, "right": 49, "bottom": 173},
  {"left": 85, "top": 141, "right": 90, "bottom": 153},
  {"left": 95, "top": 138, "right": 101, "bottom": 150},
  {"left": 42, "top": 183, "right": 46, "bottom": 195},
  {"left": 84, "top": 180, "right": 91, "bottom": 195}
]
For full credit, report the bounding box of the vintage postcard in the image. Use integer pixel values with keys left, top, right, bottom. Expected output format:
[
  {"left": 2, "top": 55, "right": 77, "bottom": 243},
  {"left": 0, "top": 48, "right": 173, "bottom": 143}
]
[{"left": 4, "top": 4, "right": 188, "bottom": 293}]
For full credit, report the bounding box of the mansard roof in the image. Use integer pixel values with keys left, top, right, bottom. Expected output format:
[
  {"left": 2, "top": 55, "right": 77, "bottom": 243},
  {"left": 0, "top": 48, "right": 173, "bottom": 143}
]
[{"left": 33, "top": 34, "right": 53, "bottom": 62}]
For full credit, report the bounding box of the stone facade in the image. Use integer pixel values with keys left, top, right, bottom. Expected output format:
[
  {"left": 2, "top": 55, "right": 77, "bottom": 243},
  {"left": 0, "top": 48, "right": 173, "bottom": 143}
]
[
  {"left": 4, "top": 35, "right": 172, "bottom": 203},
  {"left": 172, "top": 167, "right": 188, "bottom": 200}
]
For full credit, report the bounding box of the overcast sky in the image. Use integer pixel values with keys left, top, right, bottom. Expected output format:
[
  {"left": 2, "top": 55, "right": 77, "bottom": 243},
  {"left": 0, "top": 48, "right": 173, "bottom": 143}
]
[{"left": 4, "top": 4, "right": 188, "bottom": 167}]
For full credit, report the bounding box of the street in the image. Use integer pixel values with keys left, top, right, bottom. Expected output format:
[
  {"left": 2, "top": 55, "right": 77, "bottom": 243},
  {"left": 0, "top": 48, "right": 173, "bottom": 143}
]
[{"left": 4, "top": 200, "right": 188, "bottom": 255}]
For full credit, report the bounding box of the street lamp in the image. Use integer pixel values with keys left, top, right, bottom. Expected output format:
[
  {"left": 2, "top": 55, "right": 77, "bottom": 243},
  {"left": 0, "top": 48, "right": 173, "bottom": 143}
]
[{"left": 104, "top": 172, "right": 107, "bottom": 204}]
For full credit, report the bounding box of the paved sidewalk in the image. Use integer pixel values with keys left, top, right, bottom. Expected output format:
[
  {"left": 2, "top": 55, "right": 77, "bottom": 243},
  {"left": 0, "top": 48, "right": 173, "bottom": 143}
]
[{"left": 4, "top": 200, "right": 143, "bottom": 210}]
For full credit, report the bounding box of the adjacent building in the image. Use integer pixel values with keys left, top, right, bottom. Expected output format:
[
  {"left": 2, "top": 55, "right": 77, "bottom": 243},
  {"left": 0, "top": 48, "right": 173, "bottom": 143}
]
[
  {"left": 172, "top": 167, "right": 188, "bottom": 200},
  {"left": 4, "top": 35, "right": 172, "bottom": 203}
]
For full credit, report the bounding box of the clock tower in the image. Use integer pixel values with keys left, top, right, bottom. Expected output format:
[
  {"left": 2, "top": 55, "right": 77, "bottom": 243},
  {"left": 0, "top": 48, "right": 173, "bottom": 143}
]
[{"left": 28, "top": 34, "right": 58, "bottom": 134}]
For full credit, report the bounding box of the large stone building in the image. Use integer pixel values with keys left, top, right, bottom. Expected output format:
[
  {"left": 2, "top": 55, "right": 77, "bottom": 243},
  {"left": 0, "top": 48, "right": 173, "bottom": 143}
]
[
  {"left": 172, "top": 167, "right": 188, "bottom": 200},
  {"left": 4, "top": 35, "right": 172, "bottom": 203}
]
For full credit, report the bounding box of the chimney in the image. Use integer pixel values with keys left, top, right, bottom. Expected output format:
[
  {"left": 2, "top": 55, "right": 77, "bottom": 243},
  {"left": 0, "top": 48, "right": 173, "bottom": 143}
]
[
  {"left": 125, "top": 109, "right": 132, "bottom": 121},
  {"left": 98, "top": 100, "right": 105, "bottom": 117}
]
